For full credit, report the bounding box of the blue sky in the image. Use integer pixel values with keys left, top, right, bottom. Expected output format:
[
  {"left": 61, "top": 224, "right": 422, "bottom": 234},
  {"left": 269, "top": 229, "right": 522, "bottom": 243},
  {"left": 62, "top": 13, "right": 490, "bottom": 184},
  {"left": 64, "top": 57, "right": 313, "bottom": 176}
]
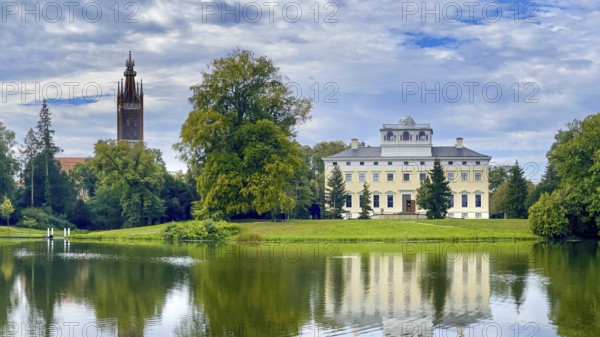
[{"left": 1, "top": 0, "right": 599, "bottom": 181}]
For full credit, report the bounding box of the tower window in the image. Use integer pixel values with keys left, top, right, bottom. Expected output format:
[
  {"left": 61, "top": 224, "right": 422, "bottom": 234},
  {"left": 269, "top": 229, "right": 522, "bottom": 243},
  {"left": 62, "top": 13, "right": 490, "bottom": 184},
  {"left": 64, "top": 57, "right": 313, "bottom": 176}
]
[
  {"left": 402, "top": 131, "right": 410, "bottom": 141},
  {"left": 418, "top": 131, "right": 426, "bottom": 140}
]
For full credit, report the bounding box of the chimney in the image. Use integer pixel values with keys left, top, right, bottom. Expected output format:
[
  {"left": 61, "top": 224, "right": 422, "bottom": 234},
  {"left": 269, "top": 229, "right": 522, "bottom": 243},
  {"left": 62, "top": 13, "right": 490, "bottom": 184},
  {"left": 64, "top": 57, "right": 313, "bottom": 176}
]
[
  {"left": 351, "top": 138, "right": 359, "bottom": 149},
  {"left": 456, "top": 137, "right": 463, "bottom": 149}
]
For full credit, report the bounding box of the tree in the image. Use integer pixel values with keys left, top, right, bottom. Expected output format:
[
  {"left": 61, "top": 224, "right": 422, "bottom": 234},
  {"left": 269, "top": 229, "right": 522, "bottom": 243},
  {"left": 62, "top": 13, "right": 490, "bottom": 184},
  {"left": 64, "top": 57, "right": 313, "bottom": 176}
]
[
  {"left": 529, "top": 191, "right": 569, "bottom": 239},
  {"left": 416, "top": 160, "right": 453, "bottom": 219},
  {"left": 0, "top": 196, "right": 14, "bottom": 230},
  {"left": 0, "top": 123, "right": 19, "bottom": 200},
  {"left": 545, "top": 114, "right": 600, "bottom": 237},
  {"left": 35, "top": 100, "right": 61, "bottom": 208},
  {"left": 325, "top": 165, "right": 347, "bottom": 219},
  {"left": 358, "top": 182, "right": 373, "bottom": 219},
  {"left": 309, "top": 141, "right": 349, "bottom": 208},
  {"left": 505, "top": 161, "right": 529, "bottom": 218},
  {"left": 89, "top": 140, "right": 166, "bottom": 228},
  {"left": 488, "top": 164, "right": 511, "bottom": 193},
  {"left": 490, "top": 181, "right": 509, "bottom": 216},
  {"left": 176, "top": 49, "right": 311, "bottom": 219},
  {"left": 20, "top": 128, "right": 40, "bottom": 207}
]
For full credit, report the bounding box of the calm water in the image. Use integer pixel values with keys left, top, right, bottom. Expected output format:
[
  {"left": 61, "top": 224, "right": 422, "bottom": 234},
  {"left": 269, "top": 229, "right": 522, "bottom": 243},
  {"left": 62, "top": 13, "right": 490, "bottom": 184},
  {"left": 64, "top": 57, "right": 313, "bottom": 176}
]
[{"left": 0, "top": 240, "right": 598, "bottom": 337}]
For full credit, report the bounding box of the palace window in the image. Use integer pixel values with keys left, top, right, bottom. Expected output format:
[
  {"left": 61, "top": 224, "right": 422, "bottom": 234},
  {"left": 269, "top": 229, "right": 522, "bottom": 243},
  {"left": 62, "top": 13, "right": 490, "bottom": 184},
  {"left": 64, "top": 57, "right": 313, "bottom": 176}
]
[
  {"left": 475, "top": 213, "right": 482, "bottom": 218},
  {"left": 475, "top": 194, "right": 482, "bottom": 207},
  {"left": 420, "top": 173, "right": 427, "bottom": 181},
  {"left": 462, "top": 161, "right": 467, "bottom": 165},
  {"left": 373, "top": 173, "right": 380, "bottom": 182},
  {"left": 345, "top": 195, "right": 352, "bottom": 208},
  {"left": 403, "top": 173, "right": 410, "bottom": 182},
  {"left": 332, "top": 162, "right": 337, "bottom": 166},
  {"left": 387, "top": 173, "right": 394, "bottom": 182},
  {"left": 346, "top": 162, "right": 351, "bottom": 166},
  {"left": 448, "top": 172, "right": 455, "bottom": 181},
  {"left": 475, "top": 161, "right": 481, "bottom": 165},
  {"left": 420, "top": 161, "right": 425, "bottom": 166},
  {"left": 359, "top": 173, "right": 366, "bottom": 182},
  {"left": 374, "top": 161, "right": 378, "bottom": 166},
  {"left": 462, "top": 194, "right": 468, "bottom": 207},
  {"left": 360, "top": 162, "right": 364, "bottom": 166},
  {"left": 373, "top": 195, "right": 380, "bottom": 208},
  {"left": 345, "top": 173, "right": 352, "bottom": 182},
  {"left": 461, "top": 172, "right": 469, "bottom": 181},
  {"left": 447, "top": 194, "right": 454, "bottom": 208},
  {"left": 404, "top": 161, "right": 409, "bottom": 166},
  {"left": 448, "top": 161, "right": 454, "bottom": 165},
  {"left": 402, "top": 131, "right": 410, "bottom": 141},
  {"left": 387, "top": 195, "right": 394, "bottom": 208},
  {"left": 388, "top": 161, "right": 393, "bottom": 166},
  {"left": 475, "top": 172, "right": 482, "bottom": 181},
  {"left": 462, "top": 213, "right": 468, "bottom": 219}
]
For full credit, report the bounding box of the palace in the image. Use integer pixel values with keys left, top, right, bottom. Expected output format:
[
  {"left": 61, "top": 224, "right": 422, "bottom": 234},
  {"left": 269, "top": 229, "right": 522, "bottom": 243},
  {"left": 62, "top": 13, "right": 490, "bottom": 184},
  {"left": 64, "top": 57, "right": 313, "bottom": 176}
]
[
  {"left": 323, "top": 116, "right": 491, "bottom": 219},
  {"left": 116, "top": 51, "right": 144, "bottom": 142}
]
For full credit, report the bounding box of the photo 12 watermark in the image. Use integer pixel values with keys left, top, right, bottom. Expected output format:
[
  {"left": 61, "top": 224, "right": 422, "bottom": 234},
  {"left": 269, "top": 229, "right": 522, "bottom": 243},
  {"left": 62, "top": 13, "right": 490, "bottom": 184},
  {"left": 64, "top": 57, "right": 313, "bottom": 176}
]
[
  {"left": 401, "top": 81, "right": 540, "bottom": 104},
  {"left": 200, "top": 1, "right": 339, "bottom": 24},
  {"left": 400, "top": 1, "right": 540, "bottom": 24},
  {"left": 1, "top": 1, "right": 139, "bottom": 24}
]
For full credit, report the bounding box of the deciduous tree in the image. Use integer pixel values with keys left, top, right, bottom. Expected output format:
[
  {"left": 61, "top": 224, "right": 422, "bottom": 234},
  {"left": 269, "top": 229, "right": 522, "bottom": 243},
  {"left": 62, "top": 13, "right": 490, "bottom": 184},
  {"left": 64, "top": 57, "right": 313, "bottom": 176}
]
[{"left": 176, "top": 49, "right": 311, "bottom": 219}]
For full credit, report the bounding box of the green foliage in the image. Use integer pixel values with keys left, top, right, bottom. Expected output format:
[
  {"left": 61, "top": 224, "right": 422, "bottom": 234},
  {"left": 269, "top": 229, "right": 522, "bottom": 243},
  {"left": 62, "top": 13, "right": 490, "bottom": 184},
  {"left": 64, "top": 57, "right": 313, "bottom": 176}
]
[
  {"left": 505, "top": 161, "right": 529, "bottom": 219},
  {"left": 177, "top": 49, "right": 311, "bottom": 220},
  {"left": 16, "top": 207, "right": 74, "bottom": 230},
  {"left": 416, "top": 160, "right": 452, "bottom": 219},
  {"left": 0, "top": 123, "right": 19, "bottom": 199},
  {"left": 89, "top": 140, "right": 166, "bottom": 228},
  {"left": 488, "top": 165, "right": 510, "bottom": 193},
  {"left": 0, "top": 196, "right": 14, "bottom": 227},
  {"left": 358, "top": 182, "right": 373, "bottom": 219},
  {"left": 162, "top": 220, "right": 240, "bottom": 241},
  {"left": 546, "top": 114, "right": 600, "bottom": 237},
  {"left": 325, "top": 165, "right": 347, "bottom": 219},
  {"left": 529, "top": 191, "right": 570, "bottom": 239},
  {"left": 309, "top": 141, "right": 349, "bottom": 208}
]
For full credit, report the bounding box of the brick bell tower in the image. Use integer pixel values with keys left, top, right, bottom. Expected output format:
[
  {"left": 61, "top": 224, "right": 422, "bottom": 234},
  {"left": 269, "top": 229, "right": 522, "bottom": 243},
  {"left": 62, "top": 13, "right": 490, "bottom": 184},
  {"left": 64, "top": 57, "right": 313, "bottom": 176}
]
[{"left": 117, "top": 51, "right": 144, "bottom": 142}]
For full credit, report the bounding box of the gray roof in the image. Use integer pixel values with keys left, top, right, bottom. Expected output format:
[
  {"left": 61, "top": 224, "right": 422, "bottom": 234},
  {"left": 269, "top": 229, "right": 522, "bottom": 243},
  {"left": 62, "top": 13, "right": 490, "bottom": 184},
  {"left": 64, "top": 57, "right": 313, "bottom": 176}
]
[{"left": 324, "top": 146, "right": 490, "bottom": 160}]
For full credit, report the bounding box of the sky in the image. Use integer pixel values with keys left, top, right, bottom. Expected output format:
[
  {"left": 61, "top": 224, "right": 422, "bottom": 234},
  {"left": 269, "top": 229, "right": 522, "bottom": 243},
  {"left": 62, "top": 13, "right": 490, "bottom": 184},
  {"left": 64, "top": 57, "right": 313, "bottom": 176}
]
[{"left": 1, "top": 0, "right": 599, "bottom": 182}]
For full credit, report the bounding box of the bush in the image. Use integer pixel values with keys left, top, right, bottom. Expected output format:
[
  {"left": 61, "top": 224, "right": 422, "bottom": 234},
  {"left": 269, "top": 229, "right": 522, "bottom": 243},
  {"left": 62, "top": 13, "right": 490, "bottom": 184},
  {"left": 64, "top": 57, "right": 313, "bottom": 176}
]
[
  {"left": 162, "top": 220, "right": 240, "bottom": 241},
  {"left": 529, "top": 191, "right": 570, "bottom": 239},
  {"left": 16, "top": 207, "right": 75, "bottom": 230}
]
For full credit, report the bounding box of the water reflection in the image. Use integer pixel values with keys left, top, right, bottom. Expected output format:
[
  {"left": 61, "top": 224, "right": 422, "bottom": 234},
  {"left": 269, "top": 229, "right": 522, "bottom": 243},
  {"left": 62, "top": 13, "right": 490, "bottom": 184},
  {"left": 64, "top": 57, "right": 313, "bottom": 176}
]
[{"left": 0, "top": 240, "right": 598, "bottom": 337}]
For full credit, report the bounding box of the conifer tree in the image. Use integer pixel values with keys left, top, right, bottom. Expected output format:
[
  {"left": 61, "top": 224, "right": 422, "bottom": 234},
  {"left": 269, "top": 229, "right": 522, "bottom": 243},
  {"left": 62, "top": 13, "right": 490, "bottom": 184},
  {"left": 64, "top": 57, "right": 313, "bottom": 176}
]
[
  {"left": 505, "top": 160, "right": 529, "bottom": 218},
  {"left": 416, "top": 159, "right": 452, "bottom": 219},
  {"left": 358, "top": 182, "right": 373, "bottom": 219},
  {"left": 325, "top": 165, "right": 347, "bottom": 219}
]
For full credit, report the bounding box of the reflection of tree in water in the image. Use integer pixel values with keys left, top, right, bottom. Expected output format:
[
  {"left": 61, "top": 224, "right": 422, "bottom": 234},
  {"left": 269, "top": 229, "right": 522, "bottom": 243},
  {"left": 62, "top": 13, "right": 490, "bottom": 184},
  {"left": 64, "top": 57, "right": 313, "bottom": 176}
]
[
  {"left": 420, "top": 253, "right": 451, "bottom": 326},
  {"left": 489, "top": 243, "right": 532, "bottom": 312},
  {"left": 11, "top": 242, "right": 184, "bottom": 337},
  {"left": 533, "top": 241, "right": 600, "bottom": 337},
  {"left": 0, "top": 243, "right": 18, "bottom": 328},
  {"left": 182, "top": 243, "right": 317, "bottom": 337}
]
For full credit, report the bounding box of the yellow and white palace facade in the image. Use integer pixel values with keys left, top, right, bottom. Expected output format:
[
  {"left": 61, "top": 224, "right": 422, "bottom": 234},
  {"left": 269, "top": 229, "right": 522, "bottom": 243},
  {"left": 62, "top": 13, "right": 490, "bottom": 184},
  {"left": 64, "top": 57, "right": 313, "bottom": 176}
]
[{"left": 323, "top": 116, "right": 491, "bottom": 219}]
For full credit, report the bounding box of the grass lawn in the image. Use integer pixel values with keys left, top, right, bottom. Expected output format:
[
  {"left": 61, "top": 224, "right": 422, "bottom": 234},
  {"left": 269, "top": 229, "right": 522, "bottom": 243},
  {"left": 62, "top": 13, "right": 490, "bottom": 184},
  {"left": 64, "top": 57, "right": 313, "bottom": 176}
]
[
  {"left": 67, "top": 218, "right": 539, "bottom": 242},
  {"left": 235, "top": 219, "right": 539, "bottom": 242},
  {"left": 0, "top": 226, "right": 50, "bottom": 238}
]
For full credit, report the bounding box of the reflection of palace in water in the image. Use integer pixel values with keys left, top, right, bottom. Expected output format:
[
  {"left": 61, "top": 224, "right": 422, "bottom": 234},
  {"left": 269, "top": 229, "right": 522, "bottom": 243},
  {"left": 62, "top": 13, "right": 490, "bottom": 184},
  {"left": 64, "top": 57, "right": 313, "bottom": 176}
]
[{"left": 323, "top": 252, "right": 491, "bottom": 335}]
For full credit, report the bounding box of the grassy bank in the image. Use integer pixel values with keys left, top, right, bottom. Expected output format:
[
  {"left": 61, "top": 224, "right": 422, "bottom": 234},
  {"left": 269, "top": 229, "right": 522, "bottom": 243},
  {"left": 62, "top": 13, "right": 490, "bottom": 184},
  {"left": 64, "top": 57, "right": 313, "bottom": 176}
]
[
  {"left": 66, "top": 219, "right": 539, "bottom": 242},
  {"left": 0, "top": 226, "right": 50, "bottom": 238}
]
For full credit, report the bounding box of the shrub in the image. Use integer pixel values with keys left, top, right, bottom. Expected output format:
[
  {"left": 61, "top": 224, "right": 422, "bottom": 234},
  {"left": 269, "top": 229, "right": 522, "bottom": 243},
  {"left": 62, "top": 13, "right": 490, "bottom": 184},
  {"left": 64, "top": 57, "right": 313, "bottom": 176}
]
[
  {"left": 17, "top": 207, "right": 75, "bottom": 230},
  {"left": 162, "top": 220, "right": 241, "bottom": 241},
  {"left": 529, "top": 191, "right": 570, "bottom": 239}
]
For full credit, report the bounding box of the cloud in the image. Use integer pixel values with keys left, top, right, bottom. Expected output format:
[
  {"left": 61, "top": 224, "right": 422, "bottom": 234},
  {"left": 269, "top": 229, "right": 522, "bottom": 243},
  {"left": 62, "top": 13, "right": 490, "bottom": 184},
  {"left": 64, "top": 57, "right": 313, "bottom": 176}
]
[{"left": 0, "top": 0, "right": 599, "bottom": 182}]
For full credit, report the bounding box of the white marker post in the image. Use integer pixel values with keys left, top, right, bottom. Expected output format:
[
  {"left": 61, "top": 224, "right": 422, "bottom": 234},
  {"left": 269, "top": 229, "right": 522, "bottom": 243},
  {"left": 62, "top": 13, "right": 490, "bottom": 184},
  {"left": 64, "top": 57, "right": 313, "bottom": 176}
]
[
  {"left": 67, "top": 228, "right": 71, "bottom": 236},
  {"left": 51, "top": 228, "right": 54, "bottom": 237},
  {"left": 64, "top": 228, "right": 67, "bottom": 237},
  {"left": 47, "top": 228, "right": 50, "bottom": 237}
]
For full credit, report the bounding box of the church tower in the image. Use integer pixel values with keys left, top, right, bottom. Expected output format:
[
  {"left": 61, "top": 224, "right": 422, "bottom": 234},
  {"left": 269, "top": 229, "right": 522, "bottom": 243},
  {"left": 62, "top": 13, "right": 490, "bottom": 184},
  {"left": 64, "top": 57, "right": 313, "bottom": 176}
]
[{"left": 117, "top": 51, "right": 144, "bottom": 142}]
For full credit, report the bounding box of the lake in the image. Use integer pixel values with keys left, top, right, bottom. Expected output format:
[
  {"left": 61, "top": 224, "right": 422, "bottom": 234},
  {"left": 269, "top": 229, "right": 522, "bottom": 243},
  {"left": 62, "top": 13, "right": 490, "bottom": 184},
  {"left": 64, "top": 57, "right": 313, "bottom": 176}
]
[{"left": 0, "top": 240, "right": 598, "bottom": 337}]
